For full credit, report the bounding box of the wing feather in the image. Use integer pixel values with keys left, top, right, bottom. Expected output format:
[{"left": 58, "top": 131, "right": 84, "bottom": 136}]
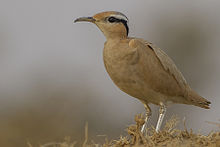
[
  {"left": 129, "top": 38, "right": 189, "bottom": 96},
  {"left": 128, "top": 38, "right": 210, "bottom": 108}
]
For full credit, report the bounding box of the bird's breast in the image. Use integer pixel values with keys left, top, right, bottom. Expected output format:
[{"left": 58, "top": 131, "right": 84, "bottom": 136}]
[{"left": 103, "top": 43, "right": 146, "bottom": 99}]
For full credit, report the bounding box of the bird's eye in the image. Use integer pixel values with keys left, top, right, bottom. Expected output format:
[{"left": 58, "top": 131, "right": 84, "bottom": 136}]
[{"left": 108, "top": 17, "right": 118, "bottom": 23}]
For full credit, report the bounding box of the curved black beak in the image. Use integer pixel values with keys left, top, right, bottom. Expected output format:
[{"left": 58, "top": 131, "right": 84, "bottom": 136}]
[{"left": 74, "top": 17, "right": 96, "bottom": 23}]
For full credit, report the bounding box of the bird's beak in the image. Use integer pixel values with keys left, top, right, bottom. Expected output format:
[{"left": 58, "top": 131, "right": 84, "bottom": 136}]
[{"left": 74, "top": 17, "right": 96, "bottom": 23}]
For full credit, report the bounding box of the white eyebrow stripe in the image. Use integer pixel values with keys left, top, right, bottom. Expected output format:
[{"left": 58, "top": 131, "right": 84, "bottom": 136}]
[{"left": 110, "top": 14, "right": 128, "bottom": 22}]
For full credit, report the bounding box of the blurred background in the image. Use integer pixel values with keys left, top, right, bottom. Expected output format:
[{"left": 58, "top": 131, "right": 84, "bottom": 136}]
[{"left": 0, "top": 0, "right": 219, "bottom": 146}]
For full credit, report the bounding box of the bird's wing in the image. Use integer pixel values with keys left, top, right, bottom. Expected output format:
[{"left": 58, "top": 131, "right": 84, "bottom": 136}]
[
  {"left": 145, "top": 40, "right": 187, "bottom": 89},
  {"left": 129, "top": 38, "right": 189, "bottom": 97}
]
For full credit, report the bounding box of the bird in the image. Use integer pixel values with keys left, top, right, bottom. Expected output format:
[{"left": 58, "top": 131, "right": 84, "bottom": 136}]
[{"left": 74, "top": 11, "right": 211, "bottom": 133}]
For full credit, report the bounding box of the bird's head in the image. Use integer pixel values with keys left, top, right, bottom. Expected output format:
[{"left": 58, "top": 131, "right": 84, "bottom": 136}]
[{"left": 74, "top": 11, "right": 129, "bottom": 40}]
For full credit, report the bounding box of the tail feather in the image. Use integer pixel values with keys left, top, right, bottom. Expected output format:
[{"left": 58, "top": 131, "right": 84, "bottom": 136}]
[{"left": 188, "top": 90, "right": 211, "bottom": 109}]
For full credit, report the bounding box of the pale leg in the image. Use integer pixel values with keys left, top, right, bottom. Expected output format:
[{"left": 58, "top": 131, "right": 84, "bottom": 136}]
[
  {"left": 141, "top": 103, "right": 151, "bottom": 133},
  {"left": 155, "top": 104, "right": 167, "bottom": 132}
]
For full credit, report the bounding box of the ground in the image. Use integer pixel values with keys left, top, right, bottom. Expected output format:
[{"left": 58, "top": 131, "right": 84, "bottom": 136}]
[{"left": 28, "top": 115, "right": 220, "bottom": 147}]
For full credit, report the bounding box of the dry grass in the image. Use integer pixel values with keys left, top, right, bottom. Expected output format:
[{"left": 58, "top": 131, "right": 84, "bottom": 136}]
[{"left": 28, "top": 115, "right": 220, "bottom": 147}]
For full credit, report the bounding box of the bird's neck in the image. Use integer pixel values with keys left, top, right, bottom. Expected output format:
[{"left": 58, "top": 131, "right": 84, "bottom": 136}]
[{"left": 105, "top": 32, "right": 127, "bottom": 41}]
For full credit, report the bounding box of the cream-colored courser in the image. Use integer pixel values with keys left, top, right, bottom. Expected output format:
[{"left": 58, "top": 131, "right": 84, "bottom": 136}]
[{"left": 74, "top": 11, "right": 211, "bottom": 133}]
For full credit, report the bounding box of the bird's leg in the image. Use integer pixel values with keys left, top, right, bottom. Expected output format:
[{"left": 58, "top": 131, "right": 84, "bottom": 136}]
[
  {"left": 155, "top": 103, "right": 167, "bottom": 132},
  {"left": 141, "top": 103, "right": 151, "bottom": 133}
]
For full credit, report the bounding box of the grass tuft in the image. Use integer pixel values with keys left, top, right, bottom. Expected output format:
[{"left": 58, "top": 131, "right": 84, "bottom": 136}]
[{"left": 29, "top": 115, "right": 220, "bottom": 147}]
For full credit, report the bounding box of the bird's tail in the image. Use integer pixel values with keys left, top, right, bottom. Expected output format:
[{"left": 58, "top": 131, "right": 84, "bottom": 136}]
[{"left": 188, "top": 90, "right": 211, "bottom": 109}]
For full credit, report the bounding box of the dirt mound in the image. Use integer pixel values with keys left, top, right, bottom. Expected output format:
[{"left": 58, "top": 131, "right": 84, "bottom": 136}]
[{"left": 29, "top": 115, "right": 220, "bottom": 147}]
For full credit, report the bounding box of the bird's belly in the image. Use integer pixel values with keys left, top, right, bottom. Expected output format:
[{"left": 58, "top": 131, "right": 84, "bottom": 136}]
[
  {"left": 106, "top": 63, "right": 143, "bottom": 98},
  {"left": 104, "top": 60, "right": 172, "bottom": 105},
  {"left": 104, "top": 60, "right": 152, "bottom": 100}
]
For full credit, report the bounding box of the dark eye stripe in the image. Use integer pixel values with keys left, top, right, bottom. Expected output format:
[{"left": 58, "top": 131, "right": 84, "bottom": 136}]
[
  {"left": 108, "top": 17, "right": 120, "bottom": 23},
  {"left": 107, "top": 16, "right": 129, "bottom": 36}
]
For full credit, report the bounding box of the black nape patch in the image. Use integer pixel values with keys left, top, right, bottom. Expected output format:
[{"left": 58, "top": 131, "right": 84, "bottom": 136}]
[
  {"left": 147, "top": 44, "right": 153, "bottom": 50},
  {"left": 121, "top": 19, "right": 129, "bottom": 36}
]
